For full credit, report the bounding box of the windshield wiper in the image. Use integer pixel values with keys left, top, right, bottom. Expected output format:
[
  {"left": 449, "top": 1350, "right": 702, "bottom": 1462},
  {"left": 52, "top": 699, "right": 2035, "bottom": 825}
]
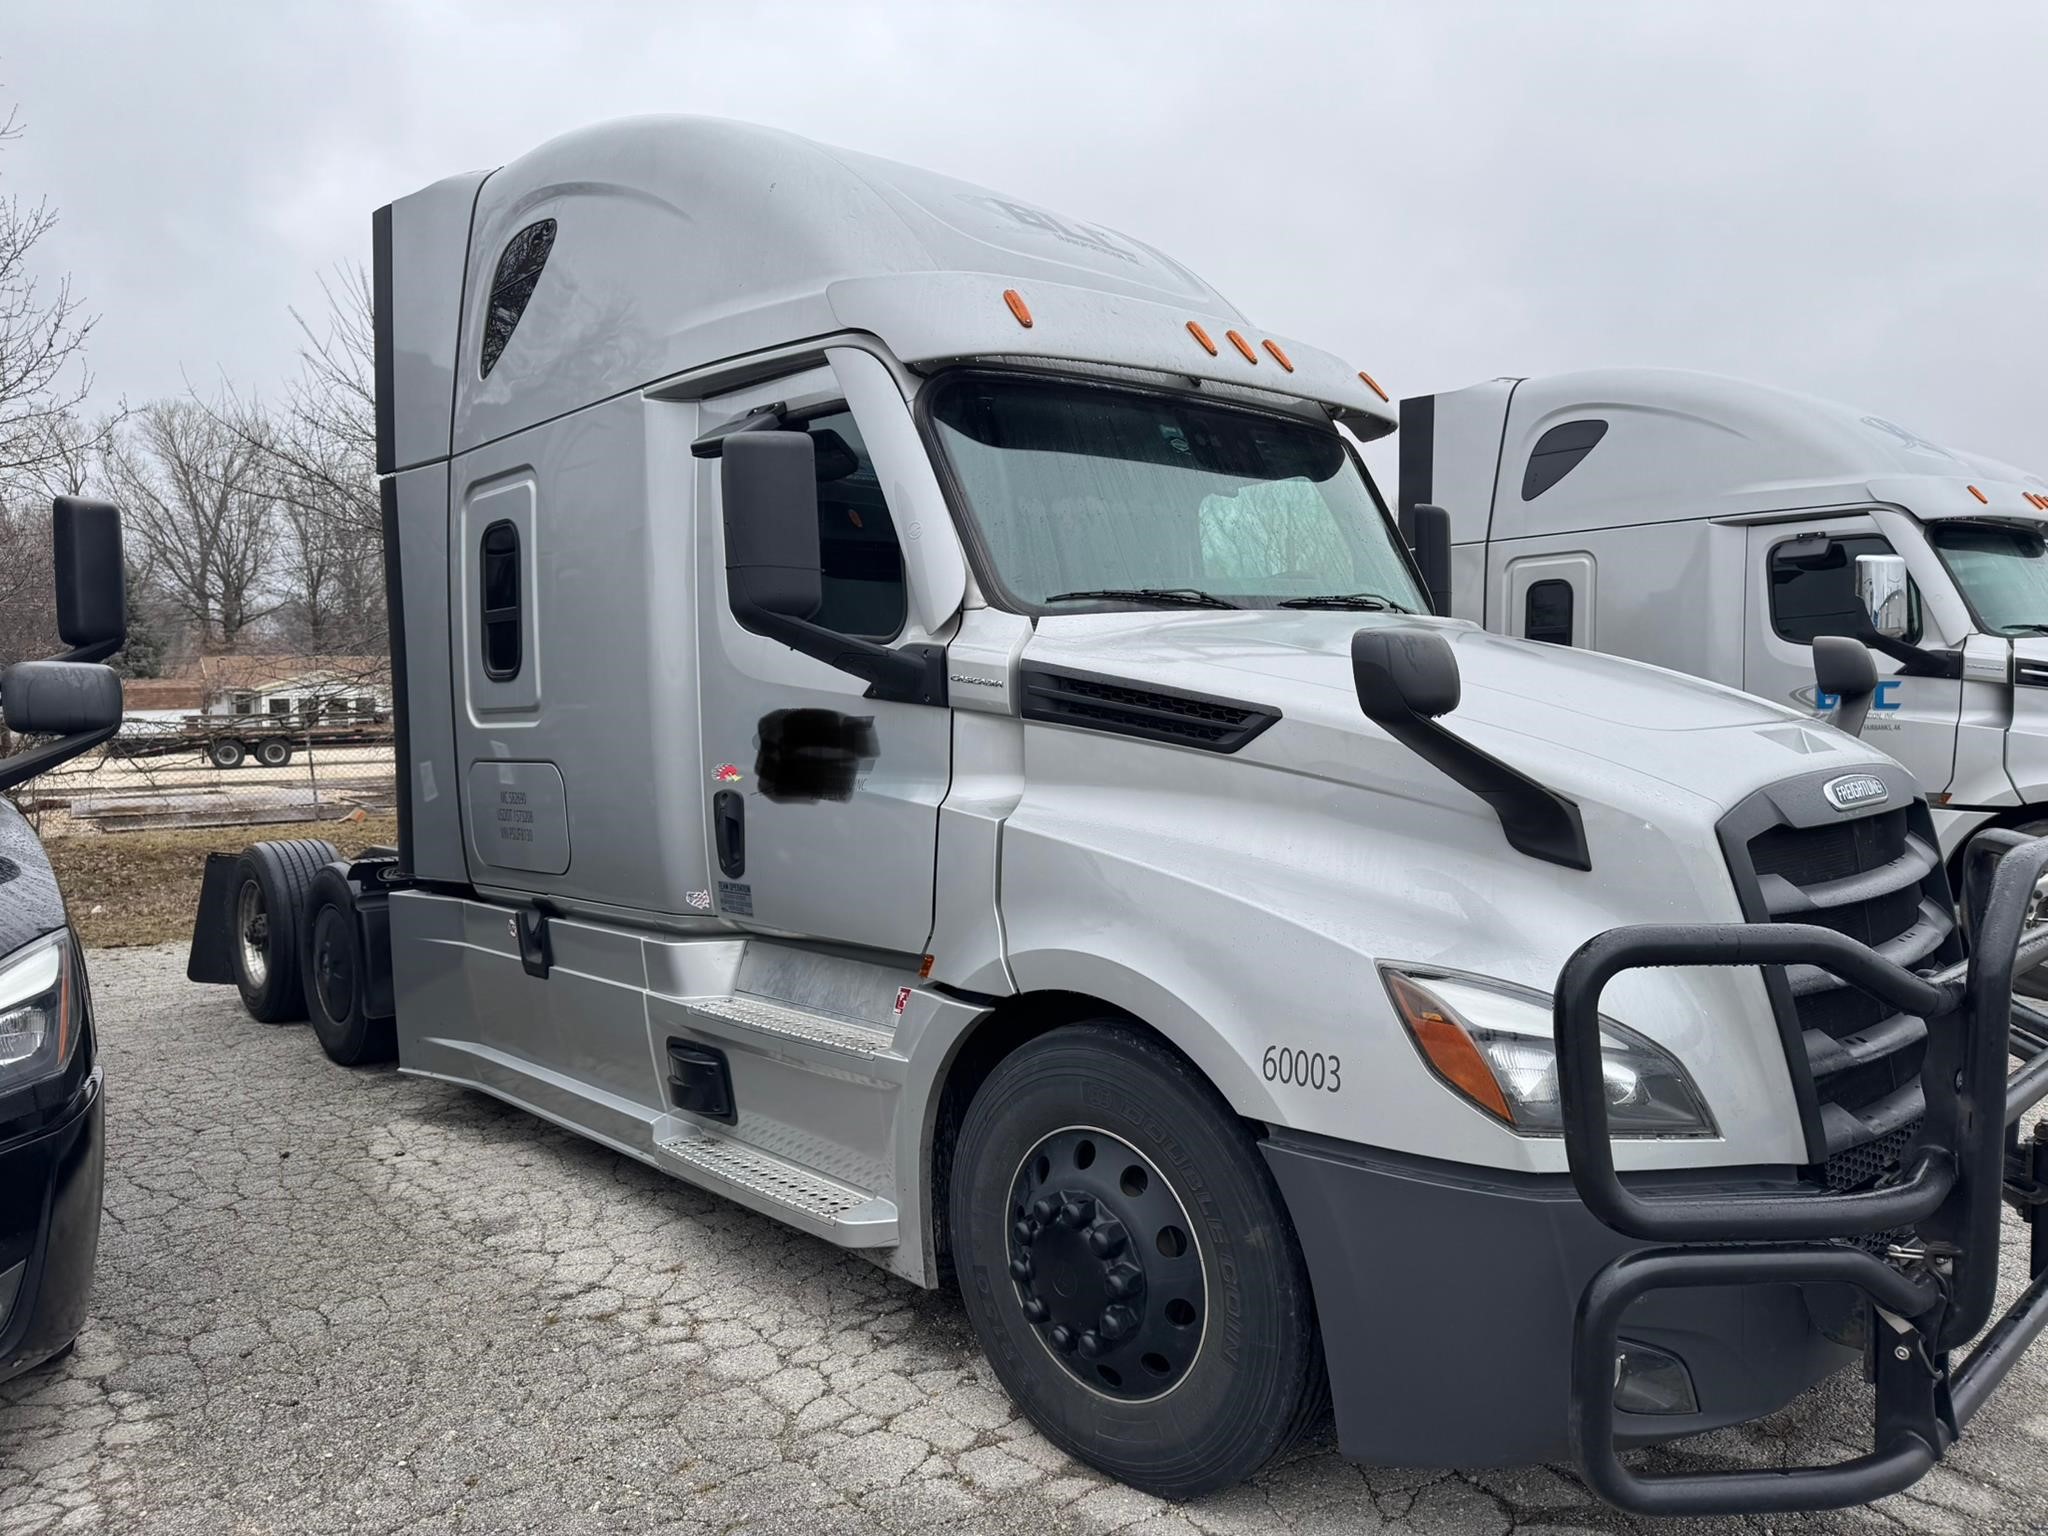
[
  {"left": 1042, "top": 587, "right": 1239, "bottom": 610},
  {"left": 2000, "top": 624, "right": 2048, "bottom": 636},
  {"left": 1275, "top": 592, "right": 1413, "bottom": 613}
]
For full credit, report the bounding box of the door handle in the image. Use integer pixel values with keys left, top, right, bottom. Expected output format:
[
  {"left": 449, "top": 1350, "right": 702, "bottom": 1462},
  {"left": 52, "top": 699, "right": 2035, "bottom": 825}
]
[{"left": 714, "top": 789, "right": 745, "bottom": 878}]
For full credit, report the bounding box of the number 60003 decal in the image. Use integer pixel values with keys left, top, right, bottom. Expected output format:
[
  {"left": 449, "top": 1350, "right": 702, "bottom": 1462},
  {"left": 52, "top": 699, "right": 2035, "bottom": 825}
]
[{"left": 1262, "top": 1046, "right": 1340, "bottom": 1092}]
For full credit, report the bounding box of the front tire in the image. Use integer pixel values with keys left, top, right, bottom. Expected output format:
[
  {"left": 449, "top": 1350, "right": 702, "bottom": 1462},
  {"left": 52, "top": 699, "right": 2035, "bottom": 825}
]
[
  {"left": 209, "top": 738, "right": 246, "bottom": 769},
  {"left": 948, "top": 1022, "right": 1325, "bottom": 1499},
  {"left": 230, "top": 839, "right": 338, "bottom": 1022}
]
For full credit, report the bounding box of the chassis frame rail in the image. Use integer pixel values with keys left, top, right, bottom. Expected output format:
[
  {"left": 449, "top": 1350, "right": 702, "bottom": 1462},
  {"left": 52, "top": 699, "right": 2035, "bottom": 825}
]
[{"left": 1552, "top": 828, "right": 2048, "bottom": 1516}]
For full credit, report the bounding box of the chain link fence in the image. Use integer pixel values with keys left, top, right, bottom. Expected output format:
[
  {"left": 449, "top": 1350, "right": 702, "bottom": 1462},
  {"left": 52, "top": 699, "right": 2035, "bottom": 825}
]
[{"left": 7, "top": 709, "right": 397, "bottom": 839}]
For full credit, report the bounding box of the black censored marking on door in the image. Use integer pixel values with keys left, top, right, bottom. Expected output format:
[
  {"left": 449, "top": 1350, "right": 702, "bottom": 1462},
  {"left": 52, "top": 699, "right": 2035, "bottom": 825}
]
[{"left": 754, "top": 709, "right": 879, "bottom": 803}]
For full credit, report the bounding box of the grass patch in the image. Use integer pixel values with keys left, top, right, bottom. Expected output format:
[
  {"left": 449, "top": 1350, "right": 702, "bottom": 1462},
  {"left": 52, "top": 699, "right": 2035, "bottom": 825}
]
[{"left": 46, "top": 814, "right": 402, "bottom": 948}]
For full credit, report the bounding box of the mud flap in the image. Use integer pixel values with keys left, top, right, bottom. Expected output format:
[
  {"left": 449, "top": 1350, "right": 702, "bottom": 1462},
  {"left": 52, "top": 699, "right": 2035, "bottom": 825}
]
[{"left": 186, "top": 851, "right": 240, "bottom": 984}]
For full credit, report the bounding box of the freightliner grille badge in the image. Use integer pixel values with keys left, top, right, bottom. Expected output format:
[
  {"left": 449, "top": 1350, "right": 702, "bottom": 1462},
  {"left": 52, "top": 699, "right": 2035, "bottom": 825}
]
[{"left": 1823, "top": 773, "right": 1890, "bottom": 813}]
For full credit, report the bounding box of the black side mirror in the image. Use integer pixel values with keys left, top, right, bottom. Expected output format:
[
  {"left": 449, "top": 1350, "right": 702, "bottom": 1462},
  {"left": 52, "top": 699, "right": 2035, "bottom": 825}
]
[
  {"left": 52, "top": 496, "right": 127, "bottom": 664},
  {"left": 721, "top": 431, "right": 823, "bottom": 627},
  {"left": 1408, "top": 503, "right": 1453, "bottom": 616},
  {"left": 1, "top": 661, "right": 123, "bottom": 736},
  {"left": 717, "top": 429, "right": 946, "bottom": 708},
  {"left": 1352, "top": 627, "right": 1589, "bottom": 870},
  {"left": 1813, "top": 634, "right": 1880, "bottom": 738}
]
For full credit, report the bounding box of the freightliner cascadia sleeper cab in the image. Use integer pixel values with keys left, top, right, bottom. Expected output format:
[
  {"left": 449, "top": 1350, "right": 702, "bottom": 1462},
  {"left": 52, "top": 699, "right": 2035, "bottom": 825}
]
[
  {"left": 189, "top": 120, "right": 2048, "bottom": 1516},
  {"left": 1400, "top": 370, "right": 2048, "bottom": 916}
]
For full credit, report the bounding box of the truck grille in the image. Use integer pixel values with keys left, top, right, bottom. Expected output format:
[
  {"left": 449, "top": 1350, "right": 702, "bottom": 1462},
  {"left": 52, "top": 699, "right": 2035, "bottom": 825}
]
[{"left": 1719, "top": 769, "right": 1960, "bottom": 1174}]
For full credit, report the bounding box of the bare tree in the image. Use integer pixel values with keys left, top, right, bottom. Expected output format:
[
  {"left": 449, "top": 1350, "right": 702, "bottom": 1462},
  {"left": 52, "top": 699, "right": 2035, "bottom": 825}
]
[
  {"left": 103, "top": 399, "right": 283, "bottom": 649},
  {"left": 0, "top": 100, "right": 96, "bottom": 481},
  {"left": 210, "top": 265, "right": 385, "bottom": 655}
]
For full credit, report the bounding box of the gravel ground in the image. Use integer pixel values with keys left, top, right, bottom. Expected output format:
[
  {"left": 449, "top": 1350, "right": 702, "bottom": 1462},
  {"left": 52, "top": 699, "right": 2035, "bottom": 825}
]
[{"left": 4, "top": 945, "right": 2048, "bottom": 1534}]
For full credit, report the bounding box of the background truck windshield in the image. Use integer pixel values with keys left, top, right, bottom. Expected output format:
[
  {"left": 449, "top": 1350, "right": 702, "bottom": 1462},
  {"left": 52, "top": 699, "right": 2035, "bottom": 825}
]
[
  {"left": 928, "top": 375, "right": 1424, "bottom": 610},
  {"left": 1930, "top": 522, "right": 2048, "bottom": 635}
]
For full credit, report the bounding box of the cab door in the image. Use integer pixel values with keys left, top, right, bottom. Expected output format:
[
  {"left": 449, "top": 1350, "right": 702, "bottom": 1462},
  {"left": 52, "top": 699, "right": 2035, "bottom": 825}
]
[
  {"left": 1743, "top": 518, "right": 1961, "bottom": 792},
  {"left": 693, "top": 366, "right": 952, "bottom": 957}
]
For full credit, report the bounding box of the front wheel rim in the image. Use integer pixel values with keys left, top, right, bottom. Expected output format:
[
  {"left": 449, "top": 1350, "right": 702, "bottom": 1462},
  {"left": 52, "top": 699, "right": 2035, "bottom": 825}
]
[{"left": 1005, "top": 1125, "right": 1207, "bottom": 1402}]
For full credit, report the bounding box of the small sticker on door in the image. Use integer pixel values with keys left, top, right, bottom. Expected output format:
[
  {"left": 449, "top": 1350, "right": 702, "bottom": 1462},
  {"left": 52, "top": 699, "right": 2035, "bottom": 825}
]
[
  {"left": 717, "top": 880, "right": 753, "bottom": 916},
  {"left": 714, "top": 763, "right": 743, "bottom": 782},
  {"left": 894, "top": 986, "right": 912, "bottom": 1017},
  {"left": 685, "top": 890, "right": 712, "bottom": 911}
]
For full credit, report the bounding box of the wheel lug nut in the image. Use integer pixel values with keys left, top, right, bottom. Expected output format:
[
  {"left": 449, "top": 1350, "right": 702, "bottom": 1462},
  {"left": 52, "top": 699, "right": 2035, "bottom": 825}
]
[
  {"left": 1077, "top": 1330, "right": 1105, "bottom": 1359},
  {"left": 1048, "top": 1324, "right": 1076, "bottom": 1352},
  {"left": 1031, "top": 1197, "right": 1059, "bottom": 1225},
  {"left": 1099, "top": 1304, "right": 1136, "bottom": 1341},
  {"left": 1012, "top": 1218, "right": 1037, "bottom": 1245},
  {"left": 1008, "top": 1255, "right": 1033, "bottom": 1282},
  {"left": 1058, "top": 1197, "right": 1095, "bottom": 1228},
  {"left": 1086, "top": 1219, "right": 1127, "bottom": 1258},
  {"left": 1105, "top": 1261, "right": 1144, "bottom": 1299},
  {"left": 1022, "top": 1297, "right": 1049, "bottom": 1324}
]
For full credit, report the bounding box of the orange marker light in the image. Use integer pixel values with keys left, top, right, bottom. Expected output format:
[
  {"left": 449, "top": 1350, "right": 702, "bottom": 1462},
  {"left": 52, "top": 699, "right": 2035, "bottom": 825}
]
[
  {"left": 1968, "top": 484, "right": 1989, "bottom": 504},
  {"left": 1262, "top": 339, "right": 1295, "bottom": 372},
  {"left": 1358, "top": 370, "right": 1390, "bottom": 402},
  {"left": 1225, "top": 329, "right": 1259, "bottom": 364},
  {"left": 1003, "top": 289, "right": 1033, "bottom": 328},
  {"left": 2030, "top": 493, "right": 2048, "bottom": 510},
  {"left": 1186, "top": 320, "right": 1219, "bottom": 356},
  {"left": 1385, "top": 973, "right": 1513, "bottom": 1124}
]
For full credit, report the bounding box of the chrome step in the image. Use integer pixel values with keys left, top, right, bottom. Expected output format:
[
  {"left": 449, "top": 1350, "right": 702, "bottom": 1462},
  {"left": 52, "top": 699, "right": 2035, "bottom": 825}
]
[
  {"left": 682, "top": 993, "right": 897, "bottom": 1059},
  {"left": 654, "top": 1129, "right": 898, "bottom": 1247}
]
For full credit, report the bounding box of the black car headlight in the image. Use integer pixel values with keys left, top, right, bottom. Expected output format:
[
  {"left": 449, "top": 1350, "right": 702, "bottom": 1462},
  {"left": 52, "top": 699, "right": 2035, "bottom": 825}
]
[{"left": 0, "top": 930, "right": 78, "bottom": 1091}]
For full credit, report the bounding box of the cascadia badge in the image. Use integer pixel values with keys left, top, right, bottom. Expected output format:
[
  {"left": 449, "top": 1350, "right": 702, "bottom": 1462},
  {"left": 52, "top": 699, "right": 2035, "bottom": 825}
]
[{"left": 1823, "top": 773, "right": 1890, "bottom": 812}]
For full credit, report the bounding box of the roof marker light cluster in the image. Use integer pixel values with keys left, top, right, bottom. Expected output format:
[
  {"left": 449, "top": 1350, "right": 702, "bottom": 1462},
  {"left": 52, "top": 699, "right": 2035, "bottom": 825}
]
[{"left": 2026, "top": 492, "right": 2048, "bottom": 510}]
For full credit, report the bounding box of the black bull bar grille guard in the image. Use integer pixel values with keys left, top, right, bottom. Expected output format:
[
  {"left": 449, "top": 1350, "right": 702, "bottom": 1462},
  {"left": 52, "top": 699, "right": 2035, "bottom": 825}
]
[{"left": 1554, "top": 828, "right": 2048, "bottom": 1516}]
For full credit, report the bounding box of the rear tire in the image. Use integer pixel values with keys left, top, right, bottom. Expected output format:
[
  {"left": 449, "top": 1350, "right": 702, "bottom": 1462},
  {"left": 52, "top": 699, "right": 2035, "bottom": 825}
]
[
  {"left": 230, "top": 839, "right": 339, "bottom": 1022},
  {"left": 209, "top": 738, "right": 246, "bottom": 769},
  {"left": 301, "top": 865, "right": 396, "bottom": 1066},
  {"left": 256, "top": 739, "right": 294, "bottom": 767},
  {"left": 948, "top": 1021, "right": 1326, "bottom": 1499}
]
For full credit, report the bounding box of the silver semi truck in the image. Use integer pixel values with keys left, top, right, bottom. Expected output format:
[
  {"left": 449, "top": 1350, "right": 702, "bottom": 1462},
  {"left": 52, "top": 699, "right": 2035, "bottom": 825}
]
[
  {"left": 190, "top": 119, "right": 2048, "bottom": 1516},
  {"left": 1398, "top": 369, "right": 2048, "bottom": 892}
]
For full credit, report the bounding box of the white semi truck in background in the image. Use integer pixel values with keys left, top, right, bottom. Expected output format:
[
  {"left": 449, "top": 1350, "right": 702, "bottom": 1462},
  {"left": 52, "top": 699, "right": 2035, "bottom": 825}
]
[
  {"left": 1398, "top": 370, "right": 2048, "bottom": 906},
  {"left": 187, "top": 119, "right": 2048, "bottom": 1517}
]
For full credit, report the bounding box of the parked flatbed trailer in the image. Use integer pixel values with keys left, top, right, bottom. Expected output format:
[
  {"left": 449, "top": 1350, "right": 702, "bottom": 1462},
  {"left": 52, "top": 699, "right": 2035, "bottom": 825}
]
[{"left": 110, "top": 713, "right": 394, "bottom": 769}]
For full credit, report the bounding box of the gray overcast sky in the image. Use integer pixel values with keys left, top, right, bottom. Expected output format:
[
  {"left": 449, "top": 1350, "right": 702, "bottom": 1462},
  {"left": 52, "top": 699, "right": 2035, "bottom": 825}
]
[{"left": 5, "top": 1, "right": 2045, "bottom": 474}]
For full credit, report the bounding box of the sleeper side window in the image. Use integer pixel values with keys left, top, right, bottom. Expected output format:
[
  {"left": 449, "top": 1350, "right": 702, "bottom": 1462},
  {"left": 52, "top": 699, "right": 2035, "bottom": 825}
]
[
  {"left": 480, "top": 520, "right": 523, "bottom": 679},
  {"left": 799, "top": 409, "right": 907, "bottom": 640},
  {"left": 479, "top": 219, "right": 557, "bottom": 379},
  {"left": 1524, "top": 578, "right": 1574, "bottom": 645},
  {"left": 1768, "top": 533, "right": 1921, "bottom": 645}
]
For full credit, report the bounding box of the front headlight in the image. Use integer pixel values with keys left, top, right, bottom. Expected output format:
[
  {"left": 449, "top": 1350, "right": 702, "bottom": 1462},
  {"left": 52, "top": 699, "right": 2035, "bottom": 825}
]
[
  {"left": 0, "top": 930, "right": 78, "bottom": 1090},
  {"left": 1382, "top": 965, "right": 1716, "bottom": 1138}
]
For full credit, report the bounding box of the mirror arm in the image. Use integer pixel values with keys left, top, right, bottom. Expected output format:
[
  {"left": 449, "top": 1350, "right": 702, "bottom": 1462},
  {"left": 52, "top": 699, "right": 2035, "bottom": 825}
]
[
  {"left": 1854, "top": 621, "right": 1962, "bottom": 680},
  {"left": 740, "top": 609, "right": 948, "bottom": 707},
  {"left": 55, "top": 639, "right": 122, "bottom": 666},
  {"left": 0, "top": 721, "right": 120, "bottom": 796}
]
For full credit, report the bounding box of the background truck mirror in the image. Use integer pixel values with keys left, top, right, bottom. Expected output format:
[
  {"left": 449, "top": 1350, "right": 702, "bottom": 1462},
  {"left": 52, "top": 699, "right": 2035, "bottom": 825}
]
[
  {"left": 51, "top": 496, "right": 128, "bottom": 664},
  {"left": 1813, "top": 635, "right": 1880, "bottom": 737},
  {"left": 722, "top": 431, "right": 823, "bottom": 626},
  {"left": 1855, "top": 553, "right": 1911, "bottom": 640},
  {"left": 1408, "top": 503, "right": 1453, "bottom": 616}
]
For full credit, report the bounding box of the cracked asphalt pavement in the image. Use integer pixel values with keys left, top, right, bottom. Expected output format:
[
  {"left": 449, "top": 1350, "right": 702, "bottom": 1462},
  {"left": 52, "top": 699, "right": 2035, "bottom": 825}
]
[{"left": 5, "top": 945, "right": 2048, "bottom": 1534}]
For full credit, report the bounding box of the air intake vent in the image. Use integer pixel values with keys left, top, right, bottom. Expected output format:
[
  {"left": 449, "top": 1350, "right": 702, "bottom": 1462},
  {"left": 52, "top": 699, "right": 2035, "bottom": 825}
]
[{"left": 1018, "top": 667, "right": 1279, "bottom": 753}]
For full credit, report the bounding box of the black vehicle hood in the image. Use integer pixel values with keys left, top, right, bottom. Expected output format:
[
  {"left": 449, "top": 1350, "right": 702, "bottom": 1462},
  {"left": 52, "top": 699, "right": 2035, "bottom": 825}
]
[{"left": 0, "top": 801, "right": 65, "bottom": 957}]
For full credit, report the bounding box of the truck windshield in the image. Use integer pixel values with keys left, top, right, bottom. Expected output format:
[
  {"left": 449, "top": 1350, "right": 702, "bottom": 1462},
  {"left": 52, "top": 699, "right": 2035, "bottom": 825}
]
[
  {"left": 926, "top": 374, "right": 1425, "bottom": 612},
  {"left": 1928, "top": 521, "right": 2048, "bottom": 635}
]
